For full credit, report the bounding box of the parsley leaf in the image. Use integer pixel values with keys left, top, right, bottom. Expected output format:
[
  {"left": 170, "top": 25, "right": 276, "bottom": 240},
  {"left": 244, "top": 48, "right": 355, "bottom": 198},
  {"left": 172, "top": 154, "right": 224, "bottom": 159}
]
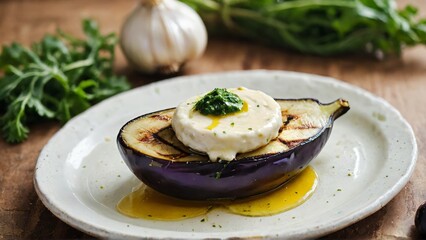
[{"left": 0, "top": 19, "right": 130, "bottom": 143}]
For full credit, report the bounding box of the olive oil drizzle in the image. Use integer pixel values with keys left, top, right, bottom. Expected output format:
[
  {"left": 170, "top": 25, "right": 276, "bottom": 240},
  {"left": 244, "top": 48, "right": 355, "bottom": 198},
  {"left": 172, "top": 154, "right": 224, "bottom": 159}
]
[
  {"left": 117, "top": 166, "right": 317, "bottom": 220},
  {"left": 206, "top": 101, "right": 249, "bottom": 130},
  {"left": 117, "top": 184, "right": 212, "bottom": 220},
  {"left": 226, "top": 166, "right": 318, "bottom": 216}
]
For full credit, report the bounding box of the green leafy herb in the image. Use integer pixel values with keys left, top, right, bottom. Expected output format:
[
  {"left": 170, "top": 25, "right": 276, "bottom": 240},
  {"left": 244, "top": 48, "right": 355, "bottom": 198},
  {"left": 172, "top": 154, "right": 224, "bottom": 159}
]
[
  {"left": 0, "top": 19, "right": 130, "bottom": 143},
  {"left": 180, "top": 0, "right": 426, "bottom": 56},
  {"left": 194, "top": 88, "right": 243, "bottom": 115}
]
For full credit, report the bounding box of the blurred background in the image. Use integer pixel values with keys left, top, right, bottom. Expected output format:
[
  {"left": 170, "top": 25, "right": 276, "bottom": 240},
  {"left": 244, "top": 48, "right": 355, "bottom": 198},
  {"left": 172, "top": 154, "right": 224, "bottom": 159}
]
[{"left": 0, "top": 0, "right": 426, "bottom": 239}]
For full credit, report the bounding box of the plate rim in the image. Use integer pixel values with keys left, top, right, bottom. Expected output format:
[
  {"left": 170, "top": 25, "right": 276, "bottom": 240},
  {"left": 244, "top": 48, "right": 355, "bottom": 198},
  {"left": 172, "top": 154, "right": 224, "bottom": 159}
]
[{"left": 34, "top": 70, "right": 418, "bottom": 239}]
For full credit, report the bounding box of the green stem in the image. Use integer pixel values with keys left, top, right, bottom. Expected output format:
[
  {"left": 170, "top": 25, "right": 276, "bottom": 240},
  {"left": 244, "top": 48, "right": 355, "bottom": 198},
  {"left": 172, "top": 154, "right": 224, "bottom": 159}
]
[
  {"left": 7, "top": 65, "right": 24, "bottom": 76},
  {"left": 49, "top": 66, "right": 69, "bottom": 92},
  {"left": 265, "top": 0, "right": 356, "bottom": 12},
  {"left": 183, "top": 0, "right": 220, "bottom": 11},
  {"left": 22, "top": 47, "right": 70, "bottom": 92},
  {"left": 225, "top": 0, "right": 249, "bottom": 6},
  {"left": 230, "top": 8, "right": 289, "bottom": 29},
  {"left": 23, "top": 48, "right": 49, "bottom": 70},
  {"left": 15, "top": 77, "right": 37, "bottom": 127},
  {"left": 221, "top": 0, "right": 234, "bottom": 29},
  {"left": 63, "top": 58, "right": 94, "bottom": 72}
]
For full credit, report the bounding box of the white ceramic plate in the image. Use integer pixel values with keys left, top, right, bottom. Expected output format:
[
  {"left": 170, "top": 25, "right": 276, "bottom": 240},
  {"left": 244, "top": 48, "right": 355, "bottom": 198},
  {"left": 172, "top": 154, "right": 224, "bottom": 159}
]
[{"left": 34, "top": 70, "right": 417, "bottom": 239}]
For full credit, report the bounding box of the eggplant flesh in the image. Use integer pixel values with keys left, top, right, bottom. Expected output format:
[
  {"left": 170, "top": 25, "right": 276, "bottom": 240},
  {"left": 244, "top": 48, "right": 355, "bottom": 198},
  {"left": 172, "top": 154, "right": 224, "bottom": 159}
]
[{"left": 117, "top": 99, "right": 349, "bottom": 200}]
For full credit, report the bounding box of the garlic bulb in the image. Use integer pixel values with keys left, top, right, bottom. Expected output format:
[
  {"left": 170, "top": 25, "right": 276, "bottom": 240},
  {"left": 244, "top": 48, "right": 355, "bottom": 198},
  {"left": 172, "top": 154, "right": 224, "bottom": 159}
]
[{"left": 120, "top": 0, "right": 207, "bottom": 74}]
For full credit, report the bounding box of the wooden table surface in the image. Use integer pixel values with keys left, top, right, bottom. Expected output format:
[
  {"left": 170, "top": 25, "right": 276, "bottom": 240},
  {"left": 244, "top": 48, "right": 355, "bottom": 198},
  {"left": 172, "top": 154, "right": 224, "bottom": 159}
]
[{"left": 1, "top": 0, "right": 425, "bottom": 239}]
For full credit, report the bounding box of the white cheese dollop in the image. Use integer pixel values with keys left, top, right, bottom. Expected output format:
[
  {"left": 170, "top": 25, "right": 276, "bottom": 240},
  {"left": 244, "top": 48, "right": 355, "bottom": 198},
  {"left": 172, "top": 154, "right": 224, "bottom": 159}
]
[{"left": 172, "top": 87, "right": 283, "bottom": 161}]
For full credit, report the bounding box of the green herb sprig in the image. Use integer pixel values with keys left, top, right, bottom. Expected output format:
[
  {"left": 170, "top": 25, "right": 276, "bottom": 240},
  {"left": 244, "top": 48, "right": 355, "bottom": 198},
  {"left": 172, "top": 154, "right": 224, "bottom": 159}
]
[
  {"left": 194, "top": 88, "right": 243, "bottom": 115},
  {"left": 180, "top": 0, "right": 426, "bottom": 56},
  {"left": 0, "top": 19, "right": 130, "bottom": 143}
]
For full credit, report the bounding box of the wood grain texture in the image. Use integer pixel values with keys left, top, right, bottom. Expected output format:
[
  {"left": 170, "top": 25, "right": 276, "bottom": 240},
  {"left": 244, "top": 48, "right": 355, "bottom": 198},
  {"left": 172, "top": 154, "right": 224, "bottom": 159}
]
[{"left": 0, "top": 0, "right": 425, "bottom": 239}]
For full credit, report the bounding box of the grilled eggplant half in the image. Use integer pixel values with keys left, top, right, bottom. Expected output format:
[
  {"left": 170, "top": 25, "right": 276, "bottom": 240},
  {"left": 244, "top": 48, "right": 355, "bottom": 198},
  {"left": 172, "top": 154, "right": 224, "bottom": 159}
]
[{"left": 117, "top": 99, "right": 349, "bottom": 200}]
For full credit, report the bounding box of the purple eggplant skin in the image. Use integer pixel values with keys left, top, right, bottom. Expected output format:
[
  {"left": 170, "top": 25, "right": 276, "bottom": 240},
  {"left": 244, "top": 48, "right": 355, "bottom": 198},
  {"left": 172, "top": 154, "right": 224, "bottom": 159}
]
[
  {"left": 117, "top": 99, "right": 349, "bottom": 200},
  {"left": 118, "top": 127, "right": 329, "bottom": 200},
  {"left": 415, "top": 202, "right": 426, "bottom": 236}
]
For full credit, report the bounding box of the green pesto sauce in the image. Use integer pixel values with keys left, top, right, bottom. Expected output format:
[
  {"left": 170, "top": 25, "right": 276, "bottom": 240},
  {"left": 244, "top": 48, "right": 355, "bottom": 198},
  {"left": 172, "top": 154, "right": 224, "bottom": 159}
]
[{"left": 194, "top": 88, "right": 243, "bottom": 116}]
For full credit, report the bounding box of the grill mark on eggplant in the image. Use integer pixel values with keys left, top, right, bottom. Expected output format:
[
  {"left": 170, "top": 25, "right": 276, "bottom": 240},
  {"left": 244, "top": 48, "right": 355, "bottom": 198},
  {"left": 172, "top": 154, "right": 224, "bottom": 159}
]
[
  {"left": 136, "top": 127, "right": 189, "bottom": 160},
  {"left": 150, "top": 114, "right": 171, "bottom": 121},
  {"left": 277, "top": 139, "right": 304, "bottom": 149},
  {"left": 283, "top": 114, "right": 320, "bottom": 130},
  {"left": 286, "top": 125, "right": 321, "bottom": 130},
  {"left": 282, "top": 114, "right": 296, "bottom": 126},
  {"left": 278, "top": 114, "right": 321, "bottom": 148},
  {"left": 138, "top": 131, "right": 157, "bottom": 143}
]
